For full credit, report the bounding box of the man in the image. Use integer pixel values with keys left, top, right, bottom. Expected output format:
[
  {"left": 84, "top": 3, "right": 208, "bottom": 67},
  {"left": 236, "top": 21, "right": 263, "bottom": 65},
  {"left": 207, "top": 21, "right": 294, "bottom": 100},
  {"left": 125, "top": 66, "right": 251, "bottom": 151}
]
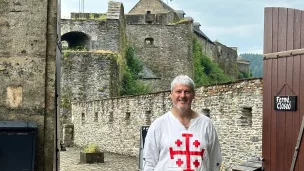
[{"left": 143, "top": 75, "right": 222, "bottom": 171}]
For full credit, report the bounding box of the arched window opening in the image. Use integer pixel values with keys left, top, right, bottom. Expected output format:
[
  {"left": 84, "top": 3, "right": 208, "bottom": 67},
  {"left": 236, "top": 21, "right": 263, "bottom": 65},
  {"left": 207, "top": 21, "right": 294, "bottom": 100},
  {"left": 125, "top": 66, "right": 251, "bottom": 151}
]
[{"left": 61, "top": 31, "right": 91, "bottom": 50}]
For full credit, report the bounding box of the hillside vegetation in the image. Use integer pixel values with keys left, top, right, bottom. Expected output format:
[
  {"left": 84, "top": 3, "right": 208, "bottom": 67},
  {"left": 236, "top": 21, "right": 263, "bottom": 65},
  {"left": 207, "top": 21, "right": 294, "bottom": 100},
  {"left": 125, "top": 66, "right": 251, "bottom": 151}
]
[{"left": 239, "top": 53, "right": 263, "bottom": 78}]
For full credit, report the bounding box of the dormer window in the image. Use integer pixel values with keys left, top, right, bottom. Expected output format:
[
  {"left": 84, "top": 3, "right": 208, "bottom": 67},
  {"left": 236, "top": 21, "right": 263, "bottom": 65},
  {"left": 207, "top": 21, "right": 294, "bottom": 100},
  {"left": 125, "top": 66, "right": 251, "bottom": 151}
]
[{"left": 145, "top": 11, "right": 153, "bottom": 24}]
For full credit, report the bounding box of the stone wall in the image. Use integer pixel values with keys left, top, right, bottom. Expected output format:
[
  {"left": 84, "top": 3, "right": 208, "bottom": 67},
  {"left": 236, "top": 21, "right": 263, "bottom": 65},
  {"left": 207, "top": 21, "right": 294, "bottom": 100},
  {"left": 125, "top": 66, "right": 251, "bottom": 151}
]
[
  {"left": 196, "top": 35, "right": 218, "bottom": 61},
  {"left": 126, "top": 11, "right": 180, "bottom": 25},
  {"left": 237, "top": 61, "right": 250, "bottom": 74},
  {"left": 71, "top": 78, "right": 263, "bottom": 170},
  {"left": 61, "top": 19, "right": 121, "bottom": 52},
  {"left": 60, "top": 51, "right": 120, "bottom": 124},
  {"left": 126, "top": 23, "right": 193, "bottom": 91},
  {"left": 61, "top": 2, "right": 125, "bottom": 53},
  {"left": 0, "top": 0, "right": 57, "bottom": 170},
  {"left": 215, "top": 42, "right": 239, "bottom": 78}
]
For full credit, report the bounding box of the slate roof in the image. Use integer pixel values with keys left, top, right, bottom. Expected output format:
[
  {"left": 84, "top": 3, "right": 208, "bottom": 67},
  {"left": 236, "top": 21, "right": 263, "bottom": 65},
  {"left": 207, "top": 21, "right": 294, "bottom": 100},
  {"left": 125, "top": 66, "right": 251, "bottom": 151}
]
[{"left": 129, "top": 0, "right": 174, "bottom": 14}]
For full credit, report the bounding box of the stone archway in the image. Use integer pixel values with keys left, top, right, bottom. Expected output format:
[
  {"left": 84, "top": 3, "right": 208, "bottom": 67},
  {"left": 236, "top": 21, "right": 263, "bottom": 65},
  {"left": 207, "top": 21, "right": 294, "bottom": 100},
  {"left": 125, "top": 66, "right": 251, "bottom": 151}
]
[{"left": 61, "top": 31, "right": 91, "bottom": 50}]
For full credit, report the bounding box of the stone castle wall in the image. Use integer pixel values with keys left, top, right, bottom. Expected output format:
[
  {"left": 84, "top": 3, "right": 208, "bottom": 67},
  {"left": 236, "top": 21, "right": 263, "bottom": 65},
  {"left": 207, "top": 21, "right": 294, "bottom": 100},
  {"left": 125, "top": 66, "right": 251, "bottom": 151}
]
[
  {"left": 0, "top": 0, "right": 57, "bottom": 170},
  {"left": 71, "top": 78, "right": 263, "bottom": 170},
  {"left": 196, "top": 35, "right": 217, "bottom": 61},
  {"left": 238, "top": 61, "right": 250, "bottom": 74},
  {"left": 60, "top": 51, "right": 120, "bottom": 124},
  {"left": 61, "top": 2, "right": 125, "bottom": 53},
  {"left": 61, "top": 19, "right": 121, "bottom": 52},
  {"left": 215, "top": 42, "right": 239, "bottom": 78},
  {"left": 126, "top": 23, "right": 193, "bottom": 91}
]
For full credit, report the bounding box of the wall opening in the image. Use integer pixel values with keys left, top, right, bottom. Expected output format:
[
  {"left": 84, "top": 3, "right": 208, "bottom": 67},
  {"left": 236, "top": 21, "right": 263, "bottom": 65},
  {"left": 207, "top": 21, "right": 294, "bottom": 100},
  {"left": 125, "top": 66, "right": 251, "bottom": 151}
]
[
  {"left": 94, "top": 112, "right": 98, "bottom": 122},
  {"left": 125, "top": 112, "right": 131, "bottom": 125},
  {"left": 145, "top": 111, "right": 152, "bottom": 125},
  {"left": 109, "top": 112, "right": 114, "bottom": 123},
  {"left": 145, "top": 38, "right": 154, "bottom": 45},
  {"left": 202, "top": 109, "right": 211, "bottom": 118},
  {"left": 145, "top": 11, "right": 153, "bottom": 24},
  {"left": 61, "top": 31, "right": 91, "bottom": 50},
  {"left": 238, "top": 107, "right": 252, "bottom": 126},
  {"left": 81, "top": 113, "right": 85, "bottom": 125}
]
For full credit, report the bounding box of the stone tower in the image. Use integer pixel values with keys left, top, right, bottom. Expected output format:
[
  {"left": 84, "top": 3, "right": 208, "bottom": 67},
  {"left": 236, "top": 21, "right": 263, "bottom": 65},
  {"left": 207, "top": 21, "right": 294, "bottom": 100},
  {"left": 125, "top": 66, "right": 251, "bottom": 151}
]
[
  {"left": 126, "top": 0, "right": 194, "bottom": 91},
  {"left": 0, "top": 0, "right": 57, "bottom": 170}
]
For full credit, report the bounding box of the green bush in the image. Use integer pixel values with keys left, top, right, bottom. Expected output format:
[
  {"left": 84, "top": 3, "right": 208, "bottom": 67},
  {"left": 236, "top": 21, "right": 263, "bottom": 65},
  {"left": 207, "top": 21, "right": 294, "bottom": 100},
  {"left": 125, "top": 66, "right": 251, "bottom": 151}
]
[
  {"left": 238, "top": 70, "right": 252, "bottom": 79},
  {"left": 192, "top": 36, "right": 233, "bottom": 86},
  {"left": 120, "top": 46, "right": 150, "bottom": 96}
]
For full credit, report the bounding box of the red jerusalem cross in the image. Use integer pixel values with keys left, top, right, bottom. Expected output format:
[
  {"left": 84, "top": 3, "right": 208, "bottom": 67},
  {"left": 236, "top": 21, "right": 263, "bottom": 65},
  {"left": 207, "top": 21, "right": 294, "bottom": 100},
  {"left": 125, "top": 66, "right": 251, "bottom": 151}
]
[{"left": 169, "top": 133, "right": 205, "bottom": 171}]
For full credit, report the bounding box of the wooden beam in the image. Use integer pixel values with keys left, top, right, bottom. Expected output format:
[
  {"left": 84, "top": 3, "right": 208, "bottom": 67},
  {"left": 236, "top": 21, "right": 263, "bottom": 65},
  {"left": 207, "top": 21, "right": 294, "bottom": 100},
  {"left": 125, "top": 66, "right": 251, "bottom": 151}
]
[{"left": 264, "top": 48, "right": 304, "bottom": 59}]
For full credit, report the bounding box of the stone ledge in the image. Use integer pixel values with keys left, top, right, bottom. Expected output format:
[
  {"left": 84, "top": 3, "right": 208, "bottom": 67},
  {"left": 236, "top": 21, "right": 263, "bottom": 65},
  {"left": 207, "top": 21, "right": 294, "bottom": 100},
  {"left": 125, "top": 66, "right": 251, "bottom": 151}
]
[{"left": 232, "top": 157, "right": 263, "bottom": 171}]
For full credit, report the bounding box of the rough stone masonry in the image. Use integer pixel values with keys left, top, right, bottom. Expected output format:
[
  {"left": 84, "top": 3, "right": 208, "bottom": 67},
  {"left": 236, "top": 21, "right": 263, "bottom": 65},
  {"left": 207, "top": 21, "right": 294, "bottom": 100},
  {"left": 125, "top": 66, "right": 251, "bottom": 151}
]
[
  {"left": 71, "top": 78, "right": 263, "bottom": 170},
  {"left": 0, "top": 0, "right": 57, "bottom": 170}
]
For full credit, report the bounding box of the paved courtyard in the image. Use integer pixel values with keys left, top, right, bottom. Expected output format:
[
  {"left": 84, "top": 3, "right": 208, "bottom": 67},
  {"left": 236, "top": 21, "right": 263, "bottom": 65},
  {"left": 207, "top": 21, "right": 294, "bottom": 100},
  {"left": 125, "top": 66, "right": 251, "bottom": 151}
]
[{"left": 60, "top": 147, "right": 138, "bottom": 171}]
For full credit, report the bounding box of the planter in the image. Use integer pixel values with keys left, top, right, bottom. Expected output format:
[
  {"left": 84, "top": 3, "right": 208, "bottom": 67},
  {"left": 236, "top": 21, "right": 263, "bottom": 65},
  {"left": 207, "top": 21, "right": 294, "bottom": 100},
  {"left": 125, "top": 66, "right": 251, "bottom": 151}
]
[{"left": 80, "top": 151, "right": 104, "bottom": 163}]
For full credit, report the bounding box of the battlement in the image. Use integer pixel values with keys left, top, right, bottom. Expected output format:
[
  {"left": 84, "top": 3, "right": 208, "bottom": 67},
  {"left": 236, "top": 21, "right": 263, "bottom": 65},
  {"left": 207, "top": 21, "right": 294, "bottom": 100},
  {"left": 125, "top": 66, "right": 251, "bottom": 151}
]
[
  {"left": 70, "top": 13, "right": 107, "bottom": 20},
  {"left": 107, "top": 1, "right": 124, "bottom": 19}
]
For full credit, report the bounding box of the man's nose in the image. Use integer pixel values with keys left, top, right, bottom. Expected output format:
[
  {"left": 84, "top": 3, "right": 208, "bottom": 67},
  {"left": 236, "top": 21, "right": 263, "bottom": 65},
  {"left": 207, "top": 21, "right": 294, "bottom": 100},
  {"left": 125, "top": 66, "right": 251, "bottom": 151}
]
[{"left": 180, "top": 91, "right": 186, "bottom": 97}]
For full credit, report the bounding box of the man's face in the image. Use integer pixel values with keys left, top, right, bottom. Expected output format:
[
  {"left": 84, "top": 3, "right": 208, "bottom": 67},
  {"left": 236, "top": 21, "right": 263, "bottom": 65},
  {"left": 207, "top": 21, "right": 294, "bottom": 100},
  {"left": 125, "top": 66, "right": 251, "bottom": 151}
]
[{"left": 170, "top": 84, "right": 195, "bottom": 112}]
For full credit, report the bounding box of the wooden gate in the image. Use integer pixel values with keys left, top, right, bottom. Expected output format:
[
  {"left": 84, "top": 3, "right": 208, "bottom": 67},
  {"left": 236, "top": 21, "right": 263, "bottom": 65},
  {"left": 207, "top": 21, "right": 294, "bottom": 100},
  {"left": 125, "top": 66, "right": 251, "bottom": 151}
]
[{"left": 263, "top": 7, "right": 304, "bottom": 171}]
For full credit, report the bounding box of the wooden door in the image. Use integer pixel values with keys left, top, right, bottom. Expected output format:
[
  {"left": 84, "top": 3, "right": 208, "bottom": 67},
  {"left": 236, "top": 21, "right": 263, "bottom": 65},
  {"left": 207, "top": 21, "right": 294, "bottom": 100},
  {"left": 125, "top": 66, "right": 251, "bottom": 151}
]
[{"left": 263, "top": 7, "right": 304, "bottom": 171}]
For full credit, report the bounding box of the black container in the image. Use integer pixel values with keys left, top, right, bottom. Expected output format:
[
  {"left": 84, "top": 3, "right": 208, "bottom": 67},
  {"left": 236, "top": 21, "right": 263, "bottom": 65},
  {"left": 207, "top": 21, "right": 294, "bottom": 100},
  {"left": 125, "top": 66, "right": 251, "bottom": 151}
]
[{"left": 0, "top": 121, "right": 38, "bottom": 171}]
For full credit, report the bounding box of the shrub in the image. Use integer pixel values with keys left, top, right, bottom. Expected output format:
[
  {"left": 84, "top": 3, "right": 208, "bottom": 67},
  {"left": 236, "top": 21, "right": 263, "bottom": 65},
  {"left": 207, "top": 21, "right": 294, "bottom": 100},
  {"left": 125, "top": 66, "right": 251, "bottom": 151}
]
[
  {"left": 83, "top": 144, "right": 100, "bottom": 153},
  {"left": 120, "top": 46, "right": 150, "bottom": 96},
  {"left": 192, "top": 35, "right": 233, "bottom": 86}
]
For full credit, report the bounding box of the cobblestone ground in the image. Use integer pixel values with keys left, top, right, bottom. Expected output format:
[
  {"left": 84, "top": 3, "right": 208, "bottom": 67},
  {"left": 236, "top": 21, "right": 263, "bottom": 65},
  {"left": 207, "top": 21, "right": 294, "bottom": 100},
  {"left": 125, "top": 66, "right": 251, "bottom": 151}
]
[{"left": 60, "top": 147, "right": 138, "bottom": 171}]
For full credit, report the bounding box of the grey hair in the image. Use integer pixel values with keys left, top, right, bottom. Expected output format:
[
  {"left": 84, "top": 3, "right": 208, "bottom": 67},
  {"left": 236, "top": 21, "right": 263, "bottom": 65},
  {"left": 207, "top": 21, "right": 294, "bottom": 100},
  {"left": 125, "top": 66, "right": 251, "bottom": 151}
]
[{"left": 170, "top": 75, "right": 195, "bottom": 92}]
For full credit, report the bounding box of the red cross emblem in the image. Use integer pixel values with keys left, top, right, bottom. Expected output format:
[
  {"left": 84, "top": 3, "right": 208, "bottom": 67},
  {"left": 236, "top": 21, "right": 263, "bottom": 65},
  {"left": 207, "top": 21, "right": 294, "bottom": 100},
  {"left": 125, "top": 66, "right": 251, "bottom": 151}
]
[{"left": 169, "top": 133, "right": 205, "bottom": 171}]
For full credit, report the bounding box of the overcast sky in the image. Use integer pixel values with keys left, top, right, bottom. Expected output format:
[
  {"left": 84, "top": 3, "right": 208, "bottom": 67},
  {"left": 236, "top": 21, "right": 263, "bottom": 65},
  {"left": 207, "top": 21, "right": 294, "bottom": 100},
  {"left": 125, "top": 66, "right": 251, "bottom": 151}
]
[{"left": 61, "top": 0, "right": 304, "bottom": 54}]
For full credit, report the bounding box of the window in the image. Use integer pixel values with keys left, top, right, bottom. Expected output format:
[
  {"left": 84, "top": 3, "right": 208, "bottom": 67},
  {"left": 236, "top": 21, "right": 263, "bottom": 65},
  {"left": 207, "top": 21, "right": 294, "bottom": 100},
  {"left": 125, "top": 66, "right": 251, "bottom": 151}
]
[
  {"left": 239, "top": 107, "right": 252, "bottom": 126},
  {"left": 81, "top": 113, "right": 85, "bottom": 125},
  {"left": 109, "top": 112, "right": 114, "bottom": 123},
  {"left": 61, "top": 31, "right": 91, "bottom": 50},
  {"left": 145, "top": 38, "right": 154, "bottom": 45},
  {"left": 145, "top": 111, "right": 151, "bottom": 125},
  {"left": 94, "top": 112, "right": 98, "bottom": 122},
  {"left": 125, "top": 112, "right": 131, "bottom": 125},
  {"left": 145, "top": 11, "right": 153, "bottom": 23}
]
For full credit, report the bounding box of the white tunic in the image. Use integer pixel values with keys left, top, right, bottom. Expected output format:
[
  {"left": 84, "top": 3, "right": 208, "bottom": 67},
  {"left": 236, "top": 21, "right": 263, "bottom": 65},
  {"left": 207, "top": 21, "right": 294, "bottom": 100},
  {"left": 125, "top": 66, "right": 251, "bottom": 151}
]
[{"left": 143, "top": 111, "right": 222, "bottom": 171}]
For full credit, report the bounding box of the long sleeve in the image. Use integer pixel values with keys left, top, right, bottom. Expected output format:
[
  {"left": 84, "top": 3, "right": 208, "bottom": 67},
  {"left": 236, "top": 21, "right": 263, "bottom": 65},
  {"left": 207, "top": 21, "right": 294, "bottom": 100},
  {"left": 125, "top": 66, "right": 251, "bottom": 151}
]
[
  {"left": 143, "top": 122, "right": 160, "bottom": 171},
  {"left": 208, "top": 123, "right": 222, "bottom": 171}
]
